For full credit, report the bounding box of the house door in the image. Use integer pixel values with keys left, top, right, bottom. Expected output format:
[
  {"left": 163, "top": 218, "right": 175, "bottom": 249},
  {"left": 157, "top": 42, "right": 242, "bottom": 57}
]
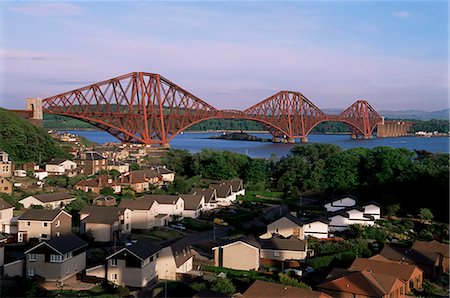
[{"left": 18, "top": 232, "right": 27, "bottom": 243}]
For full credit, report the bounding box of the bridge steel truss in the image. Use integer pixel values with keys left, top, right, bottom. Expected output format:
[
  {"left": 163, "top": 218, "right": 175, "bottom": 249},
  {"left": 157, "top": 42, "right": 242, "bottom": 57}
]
[{"left": 41, "top": 72, "right": 382, "bottom": 145}]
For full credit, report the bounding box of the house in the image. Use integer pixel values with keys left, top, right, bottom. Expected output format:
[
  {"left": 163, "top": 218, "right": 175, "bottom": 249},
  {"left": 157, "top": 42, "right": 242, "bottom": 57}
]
[
  {"left": 79, "top": 206, "right": 131, "bottom": 242},
  {"left": 75, "top": 175, "right": 122, "bottom": 194},
  {"left": 318, "top": 270, "right": 406, "bottom": 298},
  {"left": 189, "top": 188, "right": 218, "bottom": 210},
  {"left": 154, "top": 166, "right": 175, "bottom": 183},
  {"left": 45, "top": 159, "right": 78, "bottom": 177},
  {"left": 180, "top": 194, "right": 205, "bottom": 218},
  {"left": 213, "top": 236, "right": 260, "bottom": 271},
  {"left": 259, "top": 235, "right": 308, "bottom": 265},
  {"left": 119, "top": 197, "right": 164, "bottom": 230},
  {"left": 0, "top": 198, "right": 14, "bottom": 234},
  {"left": 324, "top": 195, "right": 357, "bottom": 212},
  {"left": 349, "top": 258, "right": 423, "bottom": 293},
  {"left": 148, "top": 195, "right": 184, "bottom": 219},
  {"left": 328, "top": 206, "right": 377, "bottom": 231},
  {"left": 0, "top": 177, "right": 12, "bottom": 195},
  {"left": 0, "top": 151, "right": 12, "bottom": 178},
  {"left": 361, "top": 201, "right": 381, "bottom": 220},
  {"left": 303, "top": 218, "right": 330, "bottom": 239},
  {"left": 93, "top": 195, "right": 117, "bottom": 207},
  {"left": 14, "top": 170, "right": 27, "bottom": 177},
  {"left": 412, "top": 241, "right": 449, "bottom": 274},
  {"left": 107, "top": 160, "right": 130, "bottom": 173},
  {"left": 19, "top": 192, "right": 76, "bottom": 209},
  {"left": 33, "top": 169, "right": 49, "bottom": 181},
  {"left": 210, "top": 178, "right": 245, "bottom": 206},
  {"left": 119, "top": 171, "right": 150, "bottom": 193},
  {"left": 156, "top": 239, "right": 193, "bottom": 280},
  {"left": 17, "top": 209, "right": 72, "bottom": 242},
  {"left": 380, "top": 245, "right": 443, "bottom": 279},
  {"left": 75, "top": 151, "right": 107, "bottom": 176},
  {"left": 25, "top": 233, "right": 87, "bottom": 281},
  {"left": 265, "top": 213, "right": 304, "bottom": 239},
  {"left": 106, "top": 239, "right": 161, "bottom": 287},
  {"left": 244, "top": 280, "right": 331, "bottom": 298}
]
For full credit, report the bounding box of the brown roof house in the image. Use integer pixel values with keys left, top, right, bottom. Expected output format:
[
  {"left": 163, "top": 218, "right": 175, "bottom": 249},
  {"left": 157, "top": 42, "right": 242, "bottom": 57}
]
[
  {"left": 107, "top": 160, "right": 130, "bottom": 174},
  {"left": 119, "top": 171, "right": 151, "bottom": 193},
  {"left": 259, "top": 235, "right": 308, "bottom": 266},
  {"left": 0, "top": 198, "right": 14, "bottom": 234},
  {"left": 93, "top": 195, "right": 116, "bottom": 207},
  {"left": 25, "top": 233, "right": 87, "bottom": 281},
  {"left": 75, "top": 151, "right": 107, "bottom": 176},
  {"left": 0, "top": 177, "right": 13, "bottom": 195},
  {"left": 79, "top": 206, "right": 131, "bottom": 242},
  {"left": 119, "top": 196, "right": 164, "bottom": 230},
  {"left": 19, "top": 192, "right": 76, "bottom": 209},
  {"left": 244, "top": 280, "right": 331, "bottom": 298},
  {"left": 318, "top": 270, "right": 406, "bottom": 298},
  {"left": 349, "top": 257, "right": 423, "bottom": 293},
  {"left": 180, "top": 194, "right": 205, "bottom": 218},
  {"left": 17, "top": 209, "right": 72, "bottom": 243},
  {"left": 412, "top": 240, "right": 449, "bottom": 275},
  {"left": 213, "top": 236, "right": 261, "bottom": 271},
  {"left": 75, "top": 175, "right": 122, "bottom": 195},
  {"left": 380, "top": 242, "right": 447, "bottom": 279}
]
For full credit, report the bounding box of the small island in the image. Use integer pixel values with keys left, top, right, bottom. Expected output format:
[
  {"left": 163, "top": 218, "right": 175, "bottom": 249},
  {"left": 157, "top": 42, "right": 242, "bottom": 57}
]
[{"left": 209, "top": 132, "right": 271, "bottom": 142}]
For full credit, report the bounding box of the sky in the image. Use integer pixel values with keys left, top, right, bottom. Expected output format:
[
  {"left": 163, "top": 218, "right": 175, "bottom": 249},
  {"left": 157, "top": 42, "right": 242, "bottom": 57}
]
[{"left": 0, "top": 1, "right": 448, "bottom": 111}]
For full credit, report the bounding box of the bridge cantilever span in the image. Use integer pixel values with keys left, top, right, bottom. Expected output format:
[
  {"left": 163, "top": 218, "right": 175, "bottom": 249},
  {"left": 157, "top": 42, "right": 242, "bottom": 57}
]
[{"left": 16, "top": 71, "right": 386, "bottom": 145}]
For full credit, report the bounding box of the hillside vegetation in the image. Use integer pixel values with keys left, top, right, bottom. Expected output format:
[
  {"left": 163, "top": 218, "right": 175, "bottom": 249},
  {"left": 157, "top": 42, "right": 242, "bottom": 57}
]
[{"left": 0, "top": 108, "right": 69, "bottom": 163}]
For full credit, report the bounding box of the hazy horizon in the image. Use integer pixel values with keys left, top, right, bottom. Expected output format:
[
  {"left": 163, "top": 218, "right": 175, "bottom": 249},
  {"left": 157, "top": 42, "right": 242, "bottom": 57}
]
[{"left": 0, "top": 1, "right": 448, "bottom": 112}]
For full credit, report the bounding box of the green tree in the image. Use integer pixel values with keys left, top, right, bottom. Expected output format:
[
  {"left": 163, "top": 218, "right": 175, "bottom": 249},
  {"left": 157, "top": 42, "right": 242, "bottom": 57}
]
[
  {"left": 65, "top": 198, "right": 87, "bottom": 213},
  {"left": 100, "top": 187, "right": 115, "bottom": 196},
  {"left": 162, "top": 149, "right": 192, "bottom": 176},
  {"left": 419, "top": 208, "right": 434, "bottom": 221},
  {"left": 130, "top": 162, "right": 140, "bottom": 171},
  {"left": 121, "top": 188, "right": 136, "bottom": 199},
  {"left": 211, "top": 277, "right": 236, "bottom": 295},
  {"left": 385, "top": 204, "right": 401, "bottom": 217},
  {"left": 278, "top": 272, "right": 312, "bottom": 290}
]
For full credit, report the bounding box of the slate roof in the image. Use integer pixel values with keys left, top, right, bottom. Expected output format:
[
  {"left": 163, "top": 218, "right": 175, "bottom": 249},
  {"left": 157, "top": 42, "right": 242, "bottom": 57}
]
[
  {"left": 318, "top": 270, "right": 403, "bottom": 297},
  {"left": 156, "top": 167, "right": 173, "bottom": 174},
  {"left": 119, "top": 197, "right": 156, "bottom": 210},
  {"left": 244, "top": 280, "right": 330, "bottom": 298},
  {"left": 26, "top": 233, "right": 87, "bottom": 255},
  {"left": 324, "top": 194, "right": 358, "bottom": 205},
  {"left": 0, "top": 198, "right": 13, "bottom": 210},
  {"left": 189, "top": 188, "right": 216, "bottom": 203},
  {"left": 180, "top": 194, "right": 203, "bottom": 210},
  {"left": 75, "top": 151, "right": 105, "bottom": 160},
  {"left": 18, "top": 208, "right": 67, "bottom": 221},
  {"left": 80, "top": 206, "right": 126, "bottom": 225},
  {"left": 270, "top": 213, "right": 304, "bottom": 227},
  {"left": 259, "top": 235, "right": 307, "bottom": 252},
  {"left": 171, "top": 238, "right": 194, "bottom": 267},
  {"left": 76, "top": 175, "right": 118, "bottom": 188},
  {"left": 28, "top": 192, "right": 74, "bottom": 203},
  {"left": 379, "top": 245, "right": 440, "bottom": 266},
  {"left": 141, "top": 194, "right": 181, "bottom": 205},
  {"left": 46, "top": 158, "right": 71, "bottom": 165},
  {"left": 349, "top": 257, "right": 422, "bottom": 281},
  {"left": 214, "top": 236, "right": 261, "bottom": 250},
  {"left": 211, "top": 184, "right": 232, "bottom": 198},
  {"left": 107, "top": 239, "right": 166, "bottom": 261},
  {"left": 412, "top": 240, "right": 449, "bottom": 258}
]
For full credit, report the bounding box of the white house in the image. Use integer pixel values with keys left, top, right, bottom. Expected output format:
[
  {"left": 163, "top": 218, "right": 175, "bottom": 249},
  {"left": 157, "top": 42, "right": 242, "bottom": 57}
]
[
  {"left": 328, "top": 206, "right": 376, "bottom": 232},
  {"left": 45, "top": 159, "right": 77, "bottom": 177},
  {"left": 0, "top": 198, "right": 14, "bottom": 234},
  {"left": 180, "top": 194, "right": 205, "bottom": 218},
  {"left": 361, "top": 202, "right": 381, "bottom": 220},
  {"left": 152, "top": 195, "right": 184, "bottom": 219},
  {"left": 302, "top": 218, "right": 329, "bottom": 239},
  {"left": 119, "top": 198, "right": 163, "bottom": 230},
  {"left": 19, "top": 192, "right": 76, "bottom": 209},
  {"left": 265, "top": 213, "right": 304, "bottom": 239},
  {"left": 324, "top": 196, "right": 357, "bottom": 212},
  {"left": 189, "top": 188, "right": 218, "bottom": 211},
  {"left": 33, "top": 170, "right": 49, "bottom": 181}
]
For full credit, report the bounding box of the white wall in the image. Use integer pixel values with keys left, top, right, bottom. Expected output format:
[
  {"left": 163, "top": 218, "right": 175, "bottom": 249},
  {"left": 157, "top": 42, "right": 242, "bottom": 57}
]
[
  {"left": 324, "top": 197, "right": 356, "bottom": 212},
  {"left": 303, "top": 221, "right": 329, "bottom": 239},
  {"left": 363, "top": 204, "right": 381, "bottom": 219}
]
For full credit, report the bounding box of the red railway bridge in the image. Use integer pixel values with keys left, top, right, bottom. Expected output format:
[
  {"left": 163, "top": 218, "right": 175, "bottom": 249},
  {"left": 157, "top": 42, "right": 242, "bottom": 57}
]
[{"left": 11, "top": 72, "right": 412, "bottom": 146}]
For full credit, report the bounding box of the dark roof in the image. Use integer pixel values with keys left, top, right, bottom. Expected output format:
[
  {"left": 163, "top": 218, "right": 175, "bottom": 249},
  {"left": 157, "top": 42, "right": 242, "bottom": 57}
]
[
  {"left": 303, "top": 216, "right": 330, "bottom": 225},
  {"left": 75, "top": 151, "right": 105, "bottom": 160},
  {"left": 119, "top": 197, "right": 156, "bottom": 210},
  {"left": 76, "top": 175, "right": 118, "bottom": 188},
  {"left": 349, "top": 257, "right": 421, "bottom": 281},
  {"left": 46, "top": 158, "right": 71, "bottom": 165},
  {"left": 260, "top": 236, "right": 307, "bottom": 251},
  {"left": 108, "top": 239, "right": 165, "bottom": 261},
  {"left": 171, "top": 238, "right": 194, "bottom": 267},
  {"left": 0, "top": 198, "right": 13, "bottom": 210},
  {"left": 156, "top": 167, "right": 173, "bottom": 174},
  {"left": 270, "top": 213, "right": 304, "bottom": 227},
  {"left": 107, "top": 160, "right": 128, "bottom": 166},
  {"left": 26, "top": 233, "right": 87, "bottom": 255},
  {"left": 28, "top": 192, "right": 74, "bottom": 203},
  {"left": 361, "top": 200, "right": 381, "bottom": 208},
  {"left": 180, "top": 194, "right": 204, "bottom": 210},
  {"left": 244, "top": 280, "right": 330, "bottom": 298},
  {"left": 189, "top": 188, "right": 216, "bottom": 203},
  {"left": 225, "top": 178, "right": 243, "bottom": 192},
  {"left": 215, "top": 236, "right": 261, "bottom": 250},
  {"left": 93, "top": 195, "right": 116, "bottom": 202},
  {"left": 132, "top": 169, "right": 161, "bottom": 179},
  {"left": 412, "top": 240, "right": 450, "bottom": 258},
  {"left": 379, "top": 245, "right": 440, "bottom": 266},
  {"left": 324, "top": 195, "right": 358, "bottom": 205},
  {"left": 211, "top": 184, "right": 232, "bottom": 198},
  {"left": 327, "top": 205, "right": 370, "bottom": 219},
  {"left": 80, "top": 206, "right": 126, "bottom": 224},
  {"left": 139, "top": 194, "right": 181, "bottom": 205},
  {"left": 18, "top": 208, "right": 68, "bottom": 221}
]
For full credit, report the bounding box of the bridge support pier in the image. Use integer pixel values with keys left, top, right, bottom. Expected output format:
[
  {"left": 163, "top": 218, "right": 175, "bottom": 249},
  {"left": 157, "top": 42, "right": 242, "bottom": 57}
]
[
  {"left": 287, "top": 138, "right": 296, "bottom": 144},
  {"left": 301, "top": 137, "right": 308, "bottom": 143},
  {"left": 26, "top": 97, "right": 43, "bottom": 127}
]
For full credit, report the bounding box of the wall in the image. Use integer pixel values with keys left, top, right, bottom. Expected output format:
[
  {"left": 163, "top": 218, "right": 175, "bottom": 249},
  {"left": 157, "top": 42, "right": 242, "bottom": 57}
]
[
  {"left": 4, "top": 260, "right": 24, "bottom": 278},
  {"left": 26, "top": 252, "right": 86, "bottom": 281},
  {"left": 260, "top": 249, "right": 306, "bottom": 262},
  {"left": 303, "top": 222, "right": 329, "bottom": 239},
  {"left": 108, "top": 257, "right": 157, "bottom": 288},
  {"left": 267, "top": 217, "right": 303, "bottom": 239},
  {"left": 214, "top": 242, "right": 259, "bottom": 271},
  {"left": 86, "top": 265, "right": 105, "bottom": 278},
  {"left": 85, "top": 223, "right": 112, "bottom": 242},
  {"left": 324, "top": 198, "right": 356, "bottom": 212}
]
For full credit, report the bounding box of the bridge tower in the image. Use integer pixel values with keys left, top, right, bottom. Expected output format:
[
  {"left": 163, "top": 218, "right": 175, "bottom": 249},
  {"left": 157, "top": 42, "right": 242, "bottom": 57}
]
[{"left": 26, "top": 98, "right": 43, "bottom": 127}]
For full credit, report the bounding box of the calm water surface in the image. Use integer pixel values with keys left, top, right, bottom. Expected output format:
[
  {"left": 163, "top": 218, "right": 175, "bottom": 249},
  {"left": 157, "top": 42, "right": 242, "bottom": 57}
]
[{"left": 68, "top": 130, "right": 450, "bottom": 158}]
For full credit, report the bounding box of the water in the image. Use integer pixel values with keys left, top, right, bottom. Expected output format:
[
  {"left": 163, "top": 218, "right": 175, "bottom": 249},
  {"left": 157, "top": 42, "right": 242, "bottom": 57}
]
[{"left": 68, "top": 130, "right": 449, "bottom": 158}]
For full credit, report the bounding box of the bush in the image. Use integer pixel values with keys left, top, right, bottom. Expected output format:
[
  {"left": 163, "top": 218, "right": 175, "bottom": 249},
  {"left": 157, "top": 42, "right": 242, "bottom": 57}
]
[
  {"left": 211, "top": 277, "right": 236, "bottom": 295},
  {"left": 278, "top": 273, "right": 312, "bottom": 290}
]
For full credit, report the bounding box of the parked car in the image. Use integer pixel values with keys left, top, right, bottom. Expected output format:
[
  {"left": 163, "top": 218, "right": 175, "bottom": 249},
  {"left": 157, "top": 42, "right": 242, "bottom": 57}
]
[
  {"left": 214, "top": 218, "right": 228, "bottom": 226},
  {"left": 283, "top": 268, "right": 303, "bottom": 277},
  {"left": 170, "top": 223, "right": 186, "bottom": 231}
]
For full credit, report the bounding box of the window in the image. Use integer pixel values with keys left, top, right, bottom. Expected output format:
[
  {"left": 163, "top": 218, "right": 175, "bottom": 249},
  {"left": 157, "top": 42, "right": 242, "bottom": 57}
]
[
  {"left": 29, "top": 254, "right": 36, "bottom": 261},
  {"left": 111, "top": 259, "right": 117, "bottom": 266},
  {"left": 42, "top": 222, "right": 48, "bottom": 227},
  {"left": 111, "top": 273, "right": 117, "bottom": 280},
  {"left": 126, "top": 224, "right": 129, "bottom": 230},
  {"left": 55, "top": 220, "right": 60, "bottom": 227},
  {"left": 50, "top": 254, "right": 62, "bottom": 263},
  {"left": 409, "top": 280, "right": 414, "bottom": 290},
  {"left": 55, "top": 232, "right": 61, "bottom": 237},
  {"left": 28, "top": 268, "right": 36, "bottom": 277},
  {"left": 27, "top": 221, "right": 31, "bottom": 226},
  {"left": 274, "top": 251, "right": 280, "bottom": 257},
  {"left": 41, "top": 234, "right": 49, "bottom": 240}
]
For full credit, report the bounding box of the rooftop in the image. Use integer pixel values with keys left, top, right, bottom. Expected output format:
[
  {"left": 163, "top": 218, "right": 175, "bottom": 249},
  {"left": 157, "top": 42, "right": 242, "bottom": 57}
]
[
  {"left": 26, "top": 192, "right": 74, "bottom": 203},
  {"left": 18, "top": 208, "right": 69, "bottom": 221},
  {"left": 80, "top": 206, "right": 127, "bottom": 224}
]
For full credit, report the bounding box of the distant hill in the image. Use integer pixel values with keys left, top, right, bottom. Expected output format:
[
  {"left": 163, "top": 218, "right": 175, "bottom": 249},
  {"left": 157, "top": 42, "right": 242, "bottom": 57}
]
[
  {"left": 0, "top": 108, "right": 69, "bottom": 163},
  {"left": 323, "top": 108, "right": 449, "bottom": 120}
]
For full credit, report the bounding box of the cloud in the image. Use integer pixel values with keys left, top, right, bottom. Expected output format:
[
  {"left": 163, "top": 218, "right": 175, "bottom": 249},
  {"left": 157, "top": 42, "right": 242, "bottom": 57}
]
[
  {"left": 393, "top": 11, "right": 410, "bottom": 19},
  {"left": 8, "top": 3, "right": 85, "bottom": 17}
]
